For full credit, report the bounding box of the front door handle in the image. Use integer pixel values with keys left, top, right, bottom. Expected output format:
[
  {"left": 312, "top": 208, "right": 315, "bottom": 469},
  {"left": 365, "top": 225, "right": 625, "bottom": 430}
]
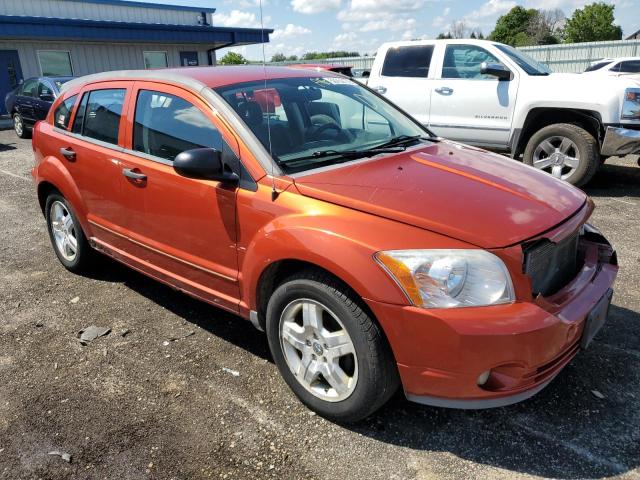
[
  {"left": 372, "top": 85, "right": 387, "bottom": 94},
  {"left": 59, "top": 147, "right": 76, "bottom": 160},
  {"left": 122, "top": 168, "right": 147, "bottom": 182},
  {"left": 435, "top": 87, "right": 454, "bottom": 95}
]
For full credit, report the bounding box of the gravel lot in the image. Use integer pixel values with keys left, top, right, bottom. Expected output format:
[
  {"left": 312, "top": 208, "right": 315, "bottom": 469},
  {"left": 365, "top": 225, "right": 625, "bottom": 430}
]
[{"left": 0, "top": 127, "right": 639, "bottom": 480}]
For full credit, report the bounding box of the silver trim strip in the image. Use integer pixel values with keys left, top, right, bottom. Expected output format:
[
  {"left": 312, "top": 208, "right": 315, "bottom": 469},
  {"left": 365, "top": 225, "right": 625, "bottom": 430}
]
[
  {"left": 249, "top": 310, "right": 264, "bottom": 332},
  {"left": 429, "top": 123, "right": 510, "bottom": 132}
]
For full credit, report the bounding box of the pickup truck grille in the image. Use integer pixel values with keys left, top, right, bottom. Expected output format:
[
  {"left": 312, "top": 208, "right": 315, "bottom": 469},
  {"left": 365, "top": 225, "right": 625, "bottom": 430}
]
[{"left": 523, "top": 231, "right": 580, "bottom": 297}]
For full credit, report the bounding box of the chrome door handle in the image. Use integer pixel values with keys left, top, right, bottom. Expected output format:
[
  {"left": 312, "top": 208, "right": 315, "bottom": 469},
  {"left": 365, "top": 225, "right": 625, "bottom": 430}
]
[
  {"left": 59, "top": 147, "right": 76, "bottom": 160},
  {"left": 372, "top": 85, "right": 387, "bottom": 94},
  {"left": 122, "top": 168, "right": 147, "bottom": 182},
  {"left": 435, "top": 87, "right": 453, "bottom": 95}
]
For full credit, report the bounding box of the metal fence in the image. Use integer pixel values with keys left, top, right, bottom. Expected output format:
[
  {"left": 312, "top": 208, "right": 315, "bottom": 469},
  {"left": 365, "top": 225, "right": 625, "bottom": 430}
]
[{"left": 267, "top": 40, "right": 640, "bottom": 74}]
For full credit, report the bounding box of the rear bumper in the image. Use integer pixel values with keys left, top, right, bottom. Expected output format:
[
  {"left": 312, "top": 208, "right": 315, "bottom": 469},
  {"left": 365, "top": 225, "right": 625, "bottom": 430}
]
[
  {"left": 601, "top": 126, "right": 640, "bottom": 156},
  {"left": 366, "top": 237, "right": 618, "bottom": 409}
]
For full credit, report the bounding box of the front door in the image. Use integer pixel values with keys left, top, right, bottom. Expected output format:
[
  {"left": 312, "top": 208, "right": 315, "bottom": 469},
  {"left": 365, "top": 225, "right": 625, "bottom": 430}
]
[
  {"left": 428, "top": 43, "right": 519, "bottom": 148},
  {"left": 179, "top": 51, "right": 199, "bottom": 67},
  {"left": 0, "top": 50, "right": 23, "bottom": 115},
  {"left": 117, "top": 82, "right": 239, "bottom": 311}
]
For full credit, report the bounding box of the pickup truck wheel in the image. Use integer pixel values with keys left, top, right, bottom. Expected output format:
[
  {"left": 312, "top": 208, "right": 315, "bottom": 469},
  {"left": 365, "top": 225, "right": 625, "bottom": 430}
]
[
  {"left": 523, "top": 123, "right": 598, "bottom": 187},
  {"left": 45, "top": 194, "right": 95, "bottom": 273},
  {"left": 13, "top": 113, "right": 31, "bottom": 139},
  {"left": 266, "top": 270, "right": 399, "bottom": 423}
]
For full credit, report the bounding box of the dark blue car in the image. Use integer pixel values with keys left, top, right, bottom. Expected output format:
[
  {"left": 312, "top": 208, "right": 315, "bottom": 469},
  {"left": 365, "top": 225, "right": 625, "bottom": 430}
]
[{"left": 4, "top": 76, "right": 74, "bottom": 138}]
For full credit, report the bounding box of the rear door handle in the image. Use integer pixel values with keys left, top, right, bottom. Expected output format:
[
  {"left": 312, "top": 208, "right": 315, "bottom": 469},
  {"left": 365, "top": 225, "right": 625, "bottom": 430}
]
[
  {"left": 435, "top": 87, "right": 454, "bottom": 95},
  {"left": 122, "top": 168, "right": 147, "bottom": 182},
  {"left": 372, "top": 85, "right": 387, "bottom": 94},
  {"left": 59, "top": 147, "right": 76, "bottom": 160}
]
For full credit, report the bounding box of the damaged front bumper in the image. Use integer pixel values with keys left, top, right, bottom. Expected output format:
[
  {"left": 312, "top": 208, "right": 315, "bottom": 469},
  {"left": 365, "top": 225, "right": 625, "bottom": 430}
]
[{"left": 601, "top": 126, "right": 640, "bottom": 156}]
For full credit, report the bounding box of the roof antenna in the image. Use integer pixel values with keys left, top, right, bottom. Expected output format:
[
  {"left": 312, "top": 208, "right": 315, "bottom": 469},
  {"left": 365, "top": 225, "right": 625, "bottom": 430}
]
[{"left": 258, "top": 0, "right": 278, "bottom": 201}]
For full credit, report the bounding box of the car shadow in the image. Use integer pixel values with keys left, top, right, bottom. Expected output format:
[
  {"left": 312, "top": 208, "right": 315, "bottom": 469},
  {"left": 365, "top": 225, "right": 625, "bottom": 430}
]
[
  {"left": 85, "top": 258, "right": 640, "bottom": 479},
  {"left": 586, "top": 160, "right": 640, "bottom": 198},
  {"left": 0, "top": 142, "right": 17, "bottom": 152}
]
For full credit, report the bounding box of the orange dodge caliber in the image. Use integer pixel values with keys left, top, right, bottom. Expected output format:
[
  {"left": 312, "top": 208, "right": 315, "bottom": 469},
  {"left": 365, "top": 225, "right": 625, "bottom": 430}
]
[{"left": 32, "top": 67, "right": 618, "bottom": 422}]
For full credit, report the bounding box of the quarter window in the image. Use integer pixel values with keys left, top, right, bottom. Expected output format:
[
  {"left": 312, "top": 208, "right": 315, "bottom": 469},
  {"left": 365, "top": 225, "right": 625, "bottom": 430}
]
[
  {"left": 442, "top": 45, "right": 501, "bottom": 79},
  {"left": 382, "top": 45, "right": 434, "bottom": 78},
  {"left": 143, "top": 51, "right": 168, "bottom": 69},
  {"left": 38, "top": 51, "right": 73, "bottom": 76},
  {"left": 133, "top": 90, "right": 221, "bottom": 161},
  {"left": 80, "top": 89, "right": 126, "bottom": 145},
  {"left": 53, "top": 95, "right": 77, "bottom": 130}
]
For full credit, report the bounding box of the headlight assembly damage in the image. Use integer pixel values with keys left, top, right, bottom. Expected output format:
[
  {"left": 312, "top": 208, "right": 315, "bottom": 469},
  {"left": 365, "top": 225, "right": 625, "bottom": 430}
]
[{"left": 375, "top": 249, "right": 515, "bottom": 308}]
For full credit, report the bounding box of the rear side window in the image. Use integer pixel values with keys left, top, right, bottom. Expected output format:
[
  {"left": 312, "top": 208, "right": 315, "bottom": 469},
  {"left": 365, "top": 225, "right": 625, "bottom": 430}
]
[
  {"left": 382, "top": 45, "right": 434, "bottom": 78},
  {"left": 584, "top": 61, "right": 612, "bottom": 72},
  {"left": 618, "top": 60, "right": 640, "bottom": 73},
  {"left": 53, "top": 95, "right": 77, "bottom": 129},
  {"left": 133, "top": 89, "right": 221, "bottom": 161},
  {"left": 80, "top": 89, "right": 126, "bottom": 145}
]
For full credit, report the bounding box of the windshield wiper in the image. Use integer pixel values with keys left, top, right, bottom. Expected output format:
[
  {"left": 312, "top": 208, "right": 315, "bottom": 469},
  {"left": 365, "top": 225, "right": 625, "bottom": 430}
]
[
  {"left": 279, "top": 146, "right": 406, "bottom": 165},
  {"left": 371, "top": 134, "right": 430, "bottom": 149}
]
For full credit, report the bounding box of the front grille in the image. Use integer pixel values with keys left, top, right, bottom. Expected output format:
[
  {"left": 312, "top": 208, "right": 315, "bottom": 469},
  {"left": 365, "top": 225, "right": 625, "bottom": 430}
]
[{"left": 523, "top": 231, "right": 580, "bottom": 296}]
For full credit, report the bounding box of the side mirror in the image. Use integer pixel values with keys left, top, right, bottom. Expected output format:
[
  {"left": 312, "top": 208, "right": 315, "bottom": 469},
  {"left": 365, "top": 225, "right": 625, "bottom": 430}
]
[
  {"left": 480, "top": 62, "right": 513, "bottom": 81},
  {"left": 362, "top": 70, "right": 370, "bottom": 78},
  {"left": 173, "top": 148, "right": 239, "bottom": 184}
]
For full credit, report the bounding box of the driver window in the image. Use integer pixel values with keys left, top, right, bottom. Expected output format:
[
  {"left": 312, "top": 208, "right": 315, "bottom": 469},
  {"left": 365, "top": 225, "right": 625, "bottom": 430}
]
[
  {"left": 442, "top": 45, "right": 501, "bottom": 79},
  {"left": 38, "top": 82, "right": 54, "bottom": 99}
]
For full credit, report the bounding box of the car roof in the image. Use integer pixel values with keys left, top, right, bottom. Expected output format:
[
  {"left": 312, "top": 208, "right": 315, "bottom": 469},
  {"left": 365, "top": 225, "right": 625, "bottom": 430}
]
[
  {"left": 377, "top": 39, "right": 500, "bottom": 49},
  {"left": 290, "top": 64, "right": 353, "bottom": 69},
  {"left": 60, "top": 66, "right": 342, "bottom": 95}
]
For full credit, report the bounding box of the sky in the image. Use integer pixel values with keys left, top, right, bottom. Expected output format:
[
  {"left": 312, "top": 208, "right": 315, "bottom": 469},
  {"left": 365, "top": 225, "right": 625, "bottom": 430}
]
[{"left": 153, "top": 0, "right": 638, "bottom": 61}]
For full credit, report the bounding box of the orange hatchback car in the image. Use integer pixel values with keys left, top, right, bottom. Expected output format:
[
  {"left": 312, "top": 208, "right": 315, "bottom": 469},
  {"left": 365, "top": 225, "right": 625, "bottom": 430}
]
[{"left": 32, "top": 67, "right": 618, "bottom": 422}]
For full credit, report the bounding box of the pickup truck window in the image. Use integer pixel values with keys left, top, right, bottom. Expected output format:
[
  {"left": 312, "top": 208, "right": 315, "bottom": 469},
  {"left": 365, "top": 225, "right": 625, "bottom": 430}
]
[
  {"left": 133, "top": 90, "right": 222, "bottom": 161},
  {"left": 616, "top": 60, "right": 640, "bottom": 73},
  {"left": 382, "top": 45, "right": 434, "bottom": 78},
  {"left": 53, "top": 95, "right": 77, "bottom": 130},
  {"left": 585, "top": 61, "right": 613, "bottom": 72},
  {"left": 494, "top": 44, "right": 551, "bottom": 76},
  {"left": 442, "top": 45, "right": 500, "bottom": 79},
  {"left": 81, "top": 89, "right": 126, "bottom": 146}
]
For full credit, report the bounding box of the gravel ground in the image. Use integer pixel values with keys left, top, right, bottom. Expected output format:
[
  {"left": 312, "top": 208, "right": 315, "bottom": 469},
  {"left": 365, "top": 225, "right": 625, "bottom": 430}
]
[{"left": 0, "top": 127, "right": 639, "bottom": 480}]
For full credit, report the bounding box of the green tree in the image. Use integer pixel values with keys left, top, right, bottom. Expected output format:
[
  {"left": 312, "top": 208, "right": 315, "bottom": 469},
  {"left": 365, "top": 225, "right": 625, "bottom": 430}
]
[
  {"left": 563, "top": 2, "right": 621, "bottom": 43},
  {"left": 287, "top": 55, "right": 299, "bottom": 61},
  {"left": 219, "top": 52, "right": 247, "bottom": 65},
  {"left": 437, "top": 32, "right": 452, "bottom": 39},
  {"left": 489, "top": 6, "right": 537, "bottom": 46},
  {"left": 271, "top": 53, "right": 287, "bottom": 62}
]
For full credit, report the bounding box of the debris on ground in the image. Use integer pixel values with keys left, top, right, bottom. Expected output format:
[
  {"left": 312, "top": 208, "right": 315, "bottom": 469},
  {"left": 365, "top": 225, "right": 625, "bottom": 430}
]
[
  {"left": 591, "top": 390, "right": 606, "bottom": 399},
  {"left": 120, "top": 328, "right": 131, "bottom": 337},
  {"left": 78, "top": 326, "right": 111, "bottom": 345},
  {"left": 167, "top": 331, "right": 195, "bottom": 342},
  {"left": 222, "top": 367, "right": 240, "bottom": 377},
  {"left": 70, "top": 296, "right": 80, "bottom": 304},
  {"left": 48, "top": 450, "right": 72, "bottom": 463}
]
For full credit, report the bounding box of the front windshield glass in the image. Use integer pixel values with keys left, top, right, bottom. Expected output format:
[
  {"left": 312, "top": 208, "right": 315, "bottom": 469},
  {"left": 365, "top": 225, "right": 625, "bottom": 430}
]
[
  {"left": 494, "top": 44, "right": 552, "bottom": 76},
  {"left": 215, "top": 76, "right": 432, "bottom": 173}
]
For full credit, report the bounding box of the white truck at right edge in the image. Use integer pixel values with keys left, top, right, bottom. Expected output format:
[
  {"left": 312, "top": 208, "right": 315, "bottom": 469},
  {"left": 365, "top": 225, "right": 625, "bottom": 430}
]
[{"left": 367, "top": 39, "right": 640, "bottom": 186}]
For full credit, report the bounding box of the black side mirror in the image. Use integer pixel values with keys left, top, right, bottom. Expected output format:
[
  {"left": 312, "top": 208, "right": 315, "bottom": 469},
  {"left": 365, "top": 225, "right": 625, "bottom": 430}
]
[
  {"left": 173, "top": 148, "right": 239, "bottom": 184},
  {"left": 480, "top": 62, "right": 513, "bottom": 81},
  {"left": 362, "top": 70, "right": 370, "bottom": 78}
]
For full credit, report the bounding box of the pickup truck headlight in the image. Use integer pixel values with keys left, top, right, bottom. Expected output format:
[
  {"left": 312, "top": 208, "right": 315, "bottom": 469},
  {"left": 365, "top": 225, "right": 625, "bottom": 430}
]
[
  {"left": 622, "top": 88, "right": 640, "bottom": 120},
  {"left": 374, "top": 249, "right": 515, "bottom": 309}
]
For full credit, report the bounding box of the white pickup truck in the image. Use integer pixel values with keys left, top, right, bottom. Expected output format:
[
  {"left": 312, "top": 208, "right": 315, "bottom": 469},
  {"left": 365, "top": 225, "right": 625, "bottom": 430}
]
[{"left": 367, "top": 39, "right": 640, "bottom": 186}]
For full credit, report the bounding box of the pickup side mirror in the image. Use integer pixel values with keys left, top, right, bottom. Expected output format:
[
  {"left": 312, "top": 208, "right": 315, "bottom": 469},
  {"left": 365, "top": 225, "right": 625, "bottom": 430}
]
[
  {"left": 480, "top": 62, "right": 513, "bottom": 81},
  {"left": 173, "top": 148, "right": 239, "bottom": 184}
]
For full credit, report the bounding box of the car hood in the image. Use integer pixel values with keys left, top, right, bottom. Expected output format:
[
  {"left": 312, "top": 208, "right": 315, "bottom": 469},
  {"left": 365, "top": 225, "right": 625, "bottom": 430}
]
[{"left": 292, "top": 141, "right": 587, "bottom": 249}]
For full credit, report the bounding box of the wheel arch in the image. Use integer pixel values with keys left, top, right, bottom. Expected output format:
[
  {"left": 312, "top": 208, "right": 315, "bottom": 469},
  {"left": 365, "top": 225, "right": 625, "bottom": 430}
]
[{"left": 512, "top": 108, "right": 603, "bottom": 158}]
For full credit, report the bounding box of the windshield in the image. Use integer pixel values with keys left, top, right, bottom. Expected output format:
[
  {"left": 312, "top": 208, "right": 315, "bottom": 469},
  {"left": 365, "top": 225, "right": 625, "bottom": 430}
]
[
  {"left": 494, "top": 44, "right": 552, "bottom": 76},
  {"left": 215, "top": 76, "right": 432, "bottom": 173},
  {"left": 585, "top": 61, "right": 613, "bottom": 72}
]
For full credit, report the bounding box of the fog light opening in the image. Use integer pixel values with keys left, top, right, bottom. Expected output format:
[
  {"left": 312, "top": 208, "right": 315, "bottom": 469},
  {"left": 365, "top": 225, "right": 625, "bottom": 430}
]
[{"left": 477, "top": 370, "right": 491, "bottom": 386}]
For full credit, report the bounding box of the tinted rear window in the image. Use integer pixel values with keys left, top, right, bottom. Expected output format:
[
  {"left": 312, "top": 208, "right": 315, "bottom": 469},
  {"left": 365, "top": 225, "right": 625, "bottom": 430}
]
[
  {"left": 81, "top": 89, "right": 126, "bottom": 145},
  {"left": 618, "top": 60, "right": 640, "bottom": 73},
  {"left": 382, "top": 45, "right": 434, "bottom": 78}
]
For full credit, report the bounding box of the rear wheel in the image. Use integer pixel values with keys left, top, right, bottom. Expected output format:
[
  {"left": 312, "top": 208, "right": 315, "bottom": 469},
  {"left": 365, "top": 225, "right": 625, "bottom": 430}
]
[
  {"left": 523, "top": 123, "right": 598, "bottom": 187},
  {"left": 266, "top": 270, "right": 399, "bottom": 423},
  {"left": 13, "top": 113, "right": 31, "bottom": 139},
  {"left": 45, "top": 194, "right": 95, "bottom": 273}
]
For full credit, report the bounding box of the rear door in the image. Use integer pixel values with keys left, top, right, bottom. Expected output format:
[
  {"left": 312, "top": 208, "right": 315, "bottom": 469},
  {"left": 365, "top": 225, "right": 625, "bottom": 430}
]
[
  {"left": 368, "top": 44, "right": 434, "bottom": 125},
  {"left": 16, "top": 78, "right": 38, "bottom": 123},
  {"left": 116, "top": 82, "right": 241, "bottom": 310}
]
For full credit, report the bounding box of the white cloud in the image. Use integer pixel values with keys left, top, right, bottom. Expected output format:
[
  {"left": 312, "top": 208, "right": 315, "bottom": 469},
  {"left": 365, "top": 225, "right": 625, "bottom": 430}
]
[
  {"left": 271, "top": 23, "right": 312, "bottom": 40},
  {"left": 291, "top": 0, "right": 341, "bottom": 14},
  {"left": 469, "top": 0, "right": 517, "bottom": 19},
  {"left": 213, "top": 10, "right": 260, "bottom": 27}
]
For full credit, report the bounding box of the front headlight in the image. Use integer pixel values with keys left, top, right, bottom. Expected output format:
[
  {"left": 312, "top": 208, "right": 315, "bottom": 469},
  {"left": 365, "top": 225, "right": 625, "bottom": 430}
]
[
  {"left": 375, "top": 249, "right": 515, "bottom": 309},
  {"left": 622, "top": 88, "right": 640, "bottom": 120}
]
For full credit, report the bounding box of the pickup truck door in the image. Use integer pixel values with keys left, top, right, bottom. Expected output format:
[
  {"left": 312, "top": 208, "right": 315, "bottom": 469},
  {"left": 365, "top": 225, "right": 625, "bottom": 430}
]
[
  {"left": 428, "top": 43, "right": 519, "bottom": 149},
  {"left": 368, "top": 44, "right": 435, "bottom": 126}
]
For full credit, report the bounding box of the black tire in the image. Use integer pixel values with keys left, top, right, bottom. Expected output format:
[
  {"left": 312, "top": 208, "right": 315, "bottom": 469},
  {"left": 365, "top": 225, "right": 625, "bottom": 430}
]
[
  {"left": 13, "top": 113, "right": 31, "bottom": 139},
  {"left": 45, "top": 193, "right": 95, "bottom": 273},
  {"left": 266, "top": 269, "right": 399, "bottom": 423},
  {"left": 523, "top": 123, "right": 599, "bottom": 187}
]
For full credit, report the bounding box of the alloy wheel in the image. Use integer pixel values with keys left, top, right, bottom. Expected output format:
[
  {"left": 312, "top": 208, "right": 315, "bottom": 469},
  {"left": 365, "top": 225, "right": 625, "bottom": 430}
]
[
  {"left": 279, "top": 298, "right": 358, "bottom": 402},
  {"left": 50, "top": 201, "right": 78, "bottom": 262},
  {"left": 13, "top": 115, "right": 23, "bottom": 137},
  {"left": 532, "top": 135, "right": 580, "bottom": 181}
]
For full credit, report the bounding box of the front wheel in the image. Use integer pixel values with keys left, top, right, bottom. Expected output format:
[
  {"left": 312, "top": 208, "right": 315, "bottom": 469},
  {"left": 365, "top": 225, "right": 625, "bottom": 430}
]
[
  {"left": 266, "top": 270, "right": 399, "bottom": 423},
  {"left": 523, "top": 123, "right": 599, "bottom": 187},
  {"left": 13, "top": 113, "right": 31, "bottom": 139}
]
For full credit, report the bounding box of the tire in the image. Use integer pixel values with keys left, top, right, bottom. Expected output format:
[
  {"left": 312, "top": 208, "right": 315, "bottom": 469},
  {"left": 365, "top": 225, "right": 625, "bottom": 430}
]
[
  {"left": 523, "top": 123, "right": 599, "bottom": 187},
  {"left": 13, "top": 113, "right": 31, "bottom": 139},
  {"left": 45, "top": 193, "right": 95, "bottom": 273},
  {"left": 266, "top": 269, "right": 399, "bottom": 422}
]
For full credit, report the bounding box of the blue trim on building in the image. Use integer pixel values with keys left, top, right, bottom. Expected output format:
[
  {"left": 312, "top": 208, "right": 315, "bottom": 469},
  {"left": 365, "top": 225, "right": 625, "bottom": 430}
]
[
  {"left": 0, "top": 16, "right": 271, "bottom": 45},
  {"left": 59, "top": 0, "right": 217, "bottom": 14}
]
